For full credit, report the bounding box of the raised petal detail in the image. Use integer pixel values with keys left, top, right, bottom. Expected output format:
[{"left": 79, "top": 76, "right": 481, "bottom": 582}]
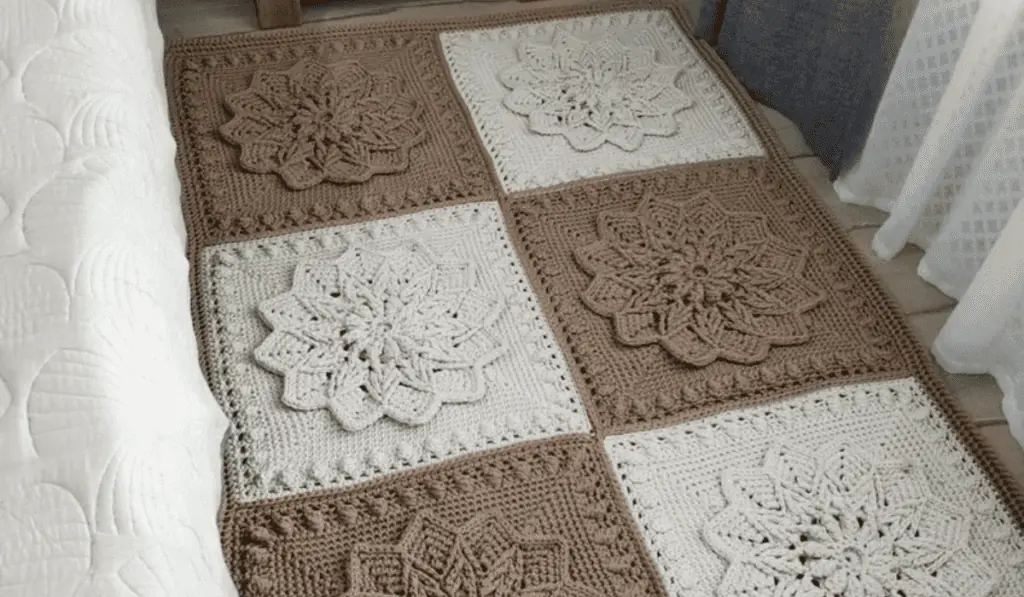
[
  {"left": 614, "top": 308, "right": 664, "bottom": 346},
  {"left": 499, "top": 30, "right": 691, "bottom": 151},
  {"left": 278, "top": 155, "right": 329, "bottom": 189},
  {"left": 249, "top": 70, "right": 293, "bottom": 97},
  {"left": 459, "top": 511, "right": 519, "bottom": 562},
  {"left": 720, "top": 468, "right": 784, "bottom": 513},
  {"left": 595, "top": 210, "right": 646, "bottom": 252},
  {"left": 637, "top": 113, "right": 678, "bottom": 137},
  {"left": 374, "top": 375, "right": 445, "bottom": 426},
  {"left": 503, "top": 87, "right": 546, "bottom": 117},
  {"left": 562, "top": 124, "right": 608, "bottom": 152},
  {"left": 221, "top": 59, "right": 426, "bottom": 189},
  {"left": 426, "top": 366, "right": 486, "bottom": 405},
  {"left": 292, "top": 260, "right": 343, "bottom": 295},
  {"left": 574, "top": 241, "right": 633, "bottom": 276},
  {"left": 518, "top": 41, "right": 559, "bottom": 71},
  {"left": 581, "top": 275, "right": 637, "bottom": 316},
  {"left": 254, "top": 244, "right": 506, "bottom": 431},
  {"left": 347, "top": 544, "right": 407, "bottom": 593},
  {"left": 258, "top": 292, "right": 321, "bottom": 330},
  {"left": 704, "top": 443, "right": 1000, "bottom": 597},
  {"left": 518, "top": 539, "right": 568, "bottom": 590},
  {"left": 574, "top": 190, "right": 824, "bottom": 367},
  {"left": 399, "top": 512, "right": 462, "bottom": 577},
  {"left": 605, "top": 125, "right": 645, "bottom": 152},
  {"left": 326, "top": 363, "right": 381, "bottom": 431},
  {"left": 701, "top": 502, "right": 777, "bottom": 560},
  {"left": 817, "top": 444, "right": 876, "bottom": 500},
  {"left": 220, "top": 94, "right": 281, "bottom": 141},
  {"left": 238, "top": 137, "right": 291, "bottom": 174},
  {"left": 281, "top": 369, "right": 332, "bottom": 410},
  {"left": 341, "top": 511, "right": 591, "bottom": 597}
]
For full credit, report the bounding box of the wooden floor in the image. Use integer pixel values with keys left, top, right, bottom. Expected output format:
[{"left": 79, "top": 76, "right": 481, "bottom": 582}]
[
  {"left": 157, "top": 0, "right": 702, "bottom": 38},
  {"left": 156, "top": 0, "right": 1024, "bottom": 488}
]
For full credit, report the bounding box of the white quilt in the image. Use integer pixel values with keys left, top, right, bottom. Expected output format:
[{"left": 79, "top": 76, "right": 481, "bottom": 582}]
[{"left": 0, "top": 0, "right": 235, "bottom": 594}]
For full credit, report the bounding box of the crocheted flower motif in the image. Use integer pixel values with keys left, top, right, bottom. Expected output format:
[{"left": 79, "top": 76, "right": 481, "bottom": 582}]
[
  {"left": 254, "top": 244, "right": 506, "bottom": 431},
  {"left": 499, "top": 30, "right": 692, "bottom": 152},
  {"left": 344, "top": 511, "right": 603, "bottom": 597},
  {"left": 573, "top": 191, "right": 824, "bottom": 366},
  {"left": 220, "top": 59, "right": 426, "bottom": 190},
  {"left": 703, "top": 443, "right": 998, "bottom": 597}
]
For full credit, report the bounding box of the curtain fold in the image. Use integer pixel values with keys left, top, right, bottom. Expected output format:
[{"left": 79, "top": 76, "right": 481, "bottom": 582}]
[
  {"left": 835, "top": 0, "right": 1024, "bottom": 448},
  {"left": 698, "top": 0, "right": 916, "bottom": 176}
]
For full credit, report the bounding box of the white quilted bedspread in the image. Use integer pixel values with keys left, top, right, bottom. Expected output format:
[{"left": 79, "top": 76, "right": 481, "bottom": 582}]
[{"left": 0, "top": 0, "right": 235, "bottom": 594}]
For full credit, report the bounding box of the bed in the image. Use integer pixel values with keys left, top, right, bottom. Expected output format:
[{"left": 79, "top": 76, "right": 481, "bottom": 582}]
[{"left": 0, "top": 0, "right": 235, "bottom": 593}]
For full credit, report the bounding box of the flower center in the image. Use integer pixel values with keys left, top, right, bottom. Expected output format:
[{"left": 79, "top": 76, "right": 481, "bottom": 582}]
[
  {"left": 365, "top": 314, "right": 398, "bottom": 345},
  {"left": 339, "top": 297, "right": 411, "bottom": 367},
  {"left": 292, "top": 96, "right": 361, "bottom": 143},
  {"left": 560, "top": 67, "right": 628, "bottom": 113},
  {"left": 644, "top": 251, "right": 742, "bottom": 309},
  {"left": 841, "top": 546, "right": 865, "bottom": 568}
]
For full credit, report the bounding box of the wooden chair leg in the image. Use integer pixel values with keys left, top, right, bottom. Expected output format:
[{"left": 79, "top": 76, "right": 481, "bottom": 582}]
[{"left": 256, "top": 0, "right": 302, "bottom": 28}]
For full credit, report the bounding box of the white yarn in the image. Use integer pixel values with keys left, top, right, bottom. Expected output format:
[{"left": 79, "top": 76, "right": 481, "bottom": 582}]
[
  {"left": 253, "top": 243, "right": 508, "bottom": 432},
  {"left": 200, "top": 202, "right": 590, "bottom": 502},
  {"left": 605, "top": 378, "right": 1024, "bottom": 597},
  {"left": 440, "top": 9, "right": 764, "bottom": 193},
  {"left": 498, "top": 30, "right": 693, "bottom": 152}
]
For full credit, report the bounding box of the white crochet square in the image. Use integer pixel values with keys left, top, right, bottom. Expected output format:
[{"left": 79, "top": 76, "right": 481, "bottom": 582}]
[
  {"left": 440, "top": 9, "right": 764, "bottom": 193},
  {"left": 200, "top": 202, "right": 590, "bottom": 502},
  {"left": 605, "top": 379, "right": 1024, "bottom": 597}
]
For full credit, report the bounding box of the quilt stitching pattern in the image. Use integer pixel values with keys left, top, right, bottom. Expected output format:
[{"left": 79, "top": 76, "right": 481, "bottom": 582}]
[{"left": 0, "top": 0, "right": 236, "bottom": 594}]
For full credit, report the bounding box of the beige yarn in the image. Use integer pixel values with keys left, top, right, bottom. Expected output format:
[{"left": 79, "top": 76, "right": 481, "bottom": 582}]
[{"left": 164, "top": 4, "right": 1024, "bottom": 597}]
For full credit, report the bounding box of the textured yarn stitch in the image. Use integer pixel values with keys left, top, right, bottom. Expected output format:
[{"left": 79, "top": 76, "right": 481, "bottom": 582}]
[
  {"left": 200, "top": 203, "right": 589, "bottom": 502},
  {"left": 166, "top": 31, "right": 497, "bottom": 246},
  {"left": 440, "top": 9, "right": 764, "bottom": 193},
  {"left": 605, "top": 379, "right": 1024, "bottom": 597},
  {"left": 254, "top": 244, "right": 507, "bottom": 431},
  {"left": 574, "top": 189, "right": 825, "bottom": 366},
  {"left": 219, "top": 437, "right": 666, "bottom": 597},
  {"left": 499, "top": 29, "right": 693, "bottom": 152},
  {"left": 221, "top": 59, "right": 427, "bottom": 190},
  {"left": 509, "top": 161, "right": 910, "bottom": 434},
  {"left": 166, "top": 4, "right": 1024, "bottom": 597},
  {"left": 343, "top": 510, "right": 602, "bottom": 597},
  {"left": 706, "top": 442, "right": 998, "bottom": 597}
]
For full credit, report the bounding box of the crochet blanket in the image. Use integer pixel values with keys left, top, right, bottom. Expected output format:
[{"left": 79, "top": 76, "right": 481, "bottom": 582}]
[{"left": 166, "top": 3, "right": 1024, "bottom": 596}]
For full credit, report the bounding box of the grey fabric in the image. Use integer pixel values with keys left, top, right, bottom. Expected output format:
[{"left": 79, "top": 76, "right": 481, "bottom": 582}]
[
  {"left": 694, "top": 0, "right": 721, "bottom": 39},
  {"left": 695, "top": 0, "right": 916, "bottom": 178}
]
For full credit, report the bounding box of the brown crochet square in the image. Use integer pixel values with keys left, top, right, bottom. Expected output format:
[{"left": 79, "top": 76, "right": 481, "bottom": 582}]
[
  {"left": 166, "top": 30, "right": 497, "bottom": 246},
  {"left": 507, "top": 160, "right": 914, "bottom": 435},
  {"left": 220, "top": 437, "right": 665, "bottom": 597}
]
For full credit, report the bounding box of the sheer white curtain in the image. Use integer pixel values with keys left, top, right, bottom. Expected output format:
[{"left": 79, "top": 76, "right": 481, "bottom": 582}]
[{"left": 834, "top": 0, "right": 1024, "bottom": 447}]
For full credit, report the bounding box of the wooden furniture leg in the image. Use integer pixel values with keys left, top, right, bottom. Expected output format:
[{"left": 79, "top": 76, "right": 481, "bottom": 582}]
[{"left": 256, "top": 0, "right": 302, "bottom": 28}]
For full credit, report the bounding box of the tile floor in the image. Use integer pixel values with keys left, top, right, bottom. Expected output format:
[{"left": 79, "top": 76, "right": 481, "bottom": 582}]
[{"left": 156, "top": 0, "right": 1024, "bottom": 489}]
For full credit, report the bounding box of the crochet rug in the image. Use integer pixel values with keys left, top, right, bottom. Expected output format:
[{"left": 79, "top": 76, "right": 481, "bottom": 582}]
[{"left": 166, "top": 3, "right": 1024, "bottom": 596}]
